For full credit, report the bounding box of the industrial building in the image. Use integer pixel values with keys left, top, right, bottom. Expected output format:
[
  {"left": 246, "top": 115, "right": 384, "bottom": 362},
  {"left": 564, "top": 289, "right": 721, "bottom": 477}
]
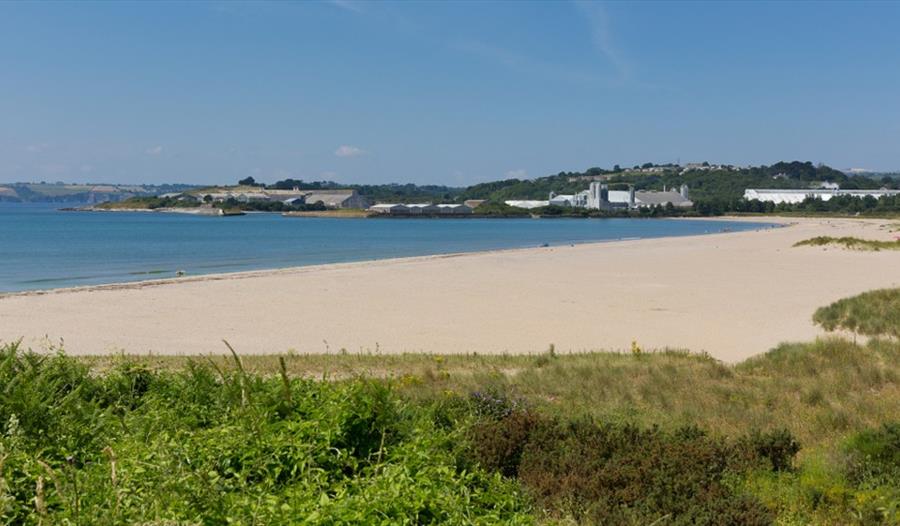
[
  {"left": 743, "top": 188, "right": 900, "bottom": 204},
  {"left": 503, "top": 200, "right": 549, "bottom": 209},
  {"left": 196, "top": 188, "right": 370, "bottom": 209},
  {"left": 543, "top": 182, "right": 692, "bottom": 210},
  {"left": 368, "top": 203, "right": 473, "bottom": 216},
  {"left": 301, "top": 190, "right": 370, "bottom": 209}
]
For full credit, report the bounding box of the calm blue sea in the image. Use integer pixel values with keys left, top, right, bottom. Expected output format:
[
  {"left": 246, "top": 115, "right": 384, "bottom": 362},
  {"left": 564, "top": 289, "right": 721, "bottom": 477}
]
[{"left": 0, "top": 203, "right": 776, "bottom": 293}]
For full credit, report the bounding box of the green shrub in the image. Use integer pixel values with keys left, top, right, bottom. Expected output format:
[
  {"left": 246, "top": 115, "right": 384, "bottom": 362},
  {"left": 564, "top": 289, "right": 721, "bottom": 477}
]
[
  {"left": 467, "top": 404, "right": 783, "bottom": 525},
  {"left": 734, "top": 429, "right": 801, "bottom": 472},
  {"left": 843, "top": 423, "right": 900, "bottom": 486},
  {"left": 0, "top": 344, "right": 533, "bottom": 524}
]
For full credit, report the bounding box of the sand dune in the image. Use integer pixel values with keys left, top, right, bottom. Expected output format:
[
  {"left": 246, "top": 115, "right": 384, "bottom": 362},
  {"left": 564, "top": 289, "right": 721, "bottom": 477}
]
[{"left": 1, "top": 217, "right": 897, "bottom": 361}]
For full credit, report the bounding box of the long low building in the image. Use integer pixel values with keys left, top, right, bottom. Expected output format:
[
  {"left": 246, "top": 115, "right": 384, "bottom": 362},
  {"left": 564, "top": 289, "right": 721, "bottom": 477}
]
[
  {"left": 744, "top": 188, "right": 900, "bottom": 204},
  {"left": 369, "top": 203, "right": 473, "bottom": 215}
]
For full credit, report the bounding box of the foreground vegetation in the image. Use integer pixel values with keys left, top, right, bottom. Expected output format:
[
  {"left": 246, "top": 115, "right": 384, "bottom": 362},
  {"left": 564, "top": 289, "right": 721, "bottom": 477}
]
[
  {"left": 2, "top": 338, "right": 898, "bottom": 524},
  {"left": 2, "top": 289, "right": 898, "bottom": 524}
]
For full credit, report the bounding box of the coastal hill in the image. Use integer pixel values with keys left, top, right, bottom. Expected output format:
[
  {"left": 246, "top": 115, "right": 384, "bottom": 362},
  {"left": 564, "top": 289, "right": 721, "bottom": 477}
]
[{"left": 6, "top": 161, "right": 899, "bottom": 214}]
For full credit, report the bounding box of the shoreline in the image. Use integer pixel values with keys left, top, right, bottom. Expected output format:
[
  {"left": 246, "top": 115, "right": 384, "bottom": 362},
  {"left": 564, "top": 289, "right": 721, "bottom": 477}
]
[
  {"left": 0, "top": 216, "right": 781, "bottom": 298},
  {"left": 2, "top": 216, "right": 897, "bottom": 361}
]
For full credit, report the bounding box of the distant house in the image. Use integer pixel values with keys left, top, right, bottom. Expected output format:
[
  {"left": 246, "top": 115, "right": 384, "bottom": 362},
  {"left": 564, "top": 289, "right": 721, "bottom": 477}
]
[{"left": 463, "top": 199, "right": 486, "bottom": 209}]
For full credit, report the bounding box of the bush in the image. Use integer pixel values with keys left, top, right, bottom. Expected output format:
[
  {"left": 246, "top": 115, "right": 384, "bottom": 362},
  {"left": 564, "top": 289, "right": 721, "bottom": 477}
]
[
  {"left": 843, "top": 423, "right": 900, "bottom": 486},
  {"left": 732, "top": 429, "right": 801, "bottom": 472},
  {"left": 467, "top": 404, "right": 779, "bottom": 525}
]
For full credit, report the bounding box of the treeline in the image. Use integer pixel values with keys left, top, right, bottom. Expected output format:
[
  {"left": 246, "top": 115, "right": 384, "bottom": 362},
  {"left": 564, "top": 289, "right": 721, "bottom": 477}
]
[{"left": 97, "top": 196, "right": 201, "bottom": 210}]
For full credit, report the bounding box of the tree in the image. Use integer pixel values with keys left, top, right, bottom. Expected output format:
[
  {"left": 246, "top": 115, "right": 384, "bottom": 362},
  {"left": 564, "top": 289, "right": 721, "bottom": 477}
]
[
  {"left": 238, "top": 176, "right": 258, "bottom": 187},
  {"left": 203, "top": 194, "right": 213, "bottom": 203}
]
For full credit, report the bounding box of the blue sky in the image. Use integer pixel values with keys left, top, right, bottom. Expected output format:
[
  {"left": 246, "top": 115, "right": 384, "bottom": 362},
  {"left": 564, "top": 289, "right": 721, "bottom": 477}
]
[{"left": 1, "top": 1, "right": 899, "bottom": 186}]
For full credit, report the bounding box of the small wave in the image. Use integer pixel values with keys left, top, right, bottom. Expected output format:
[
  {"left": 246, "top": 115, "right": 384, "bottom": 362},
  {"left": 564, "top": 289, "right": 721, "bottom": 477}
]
[
  {"left": 128, "top": 269, "right": 171, "bottom": 275},
  {"left": 20, "top": 275, "right": 106, "bottom": 284}
]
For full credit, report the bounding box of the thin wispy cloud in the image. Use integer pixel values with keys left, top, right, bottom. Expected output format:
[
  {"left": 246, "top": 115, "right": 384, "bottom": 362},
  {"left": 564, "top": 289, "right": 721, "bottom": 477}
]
[
  {"left": 145, "top": 145, "right": 164, "bottom": 156},
  {"left": 452, "top": 39, "right": 604, "bottom": 85},
  {"left": 573, "top": 0, "right": 633, "bottom": 82},
  {"left": 26, "top": 143, "right": 48, "bottom": 153},
  {"left": 334, "top": 145, "right": 365, "bottom": 158},
  {"left": 329, "top": 0, "right": 363, "bottom": 14}
]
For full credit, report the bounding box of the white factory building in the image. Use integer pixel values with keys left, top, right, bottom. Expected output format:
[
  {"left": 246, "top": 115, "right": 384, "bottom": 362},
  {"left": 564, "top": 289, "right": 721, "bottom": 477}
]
[
  {"left": 743, "top": 188, "right": 900, "bottom": 204},
  {"left": 503, "top": 200, "right": 549, "bottom": 209},
  {"left": 543, "top": 182, "right": 692, "bottom": 210}
]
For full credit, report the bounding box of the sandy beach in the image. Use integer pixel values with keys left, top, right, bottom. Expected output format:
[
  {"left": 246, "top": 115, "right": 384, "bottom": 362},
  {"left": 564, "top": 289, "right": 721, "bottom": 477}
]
[{"left": 1, "top": 216, "right": 897, "bottom": 361}]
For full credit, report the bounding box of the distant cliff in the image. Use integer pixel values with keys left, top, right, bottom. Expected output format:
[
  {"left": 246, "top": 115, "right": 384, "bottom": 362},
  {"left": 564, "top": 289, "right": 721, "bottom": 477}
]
[{"left": 0, "top": 183, "right": 197, "bottom": 203}]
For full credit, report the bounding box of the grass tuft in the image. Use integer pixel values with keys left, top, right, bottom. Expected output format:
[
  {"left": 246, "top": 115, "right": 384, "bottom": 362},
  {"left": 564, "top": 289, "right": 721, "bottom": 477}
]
[
  {"left": 794, "top": 236, "right": 900, "bottom": 251},
  {"left": 813, "top": 288, "right": 900, "bottom": 338}
]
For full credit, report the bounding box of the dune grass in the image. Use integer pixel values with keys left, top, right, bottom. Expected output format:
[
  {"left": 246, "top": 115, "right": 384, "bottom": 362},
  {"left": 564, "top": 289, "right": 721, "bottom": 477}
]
[
  {"left": 813, "top": 289, "right": 900, "bottom": 338},
  {"left": 814, "top": 288, "right": 900, "bottom": 339},
  {"left": 83, "top": 339, "right": 900, "bottom": 453},
  {"left": 794, "top": 236, "right": 900, "bottom": 250}
]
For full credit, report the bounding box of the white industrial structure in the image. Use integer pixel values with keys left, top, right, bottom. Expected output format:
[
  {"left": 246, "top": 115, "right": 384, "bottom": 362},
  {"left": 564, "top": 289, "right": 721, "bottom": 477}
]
[
  {"left": 543, "top": 182, "right": 692, "bottom": 210},
  {"left": 743, "top": 188, "right": 900, "bottom": 204},
  {"left": 503, "top": 200, "right": 549, "bottom": 209}
]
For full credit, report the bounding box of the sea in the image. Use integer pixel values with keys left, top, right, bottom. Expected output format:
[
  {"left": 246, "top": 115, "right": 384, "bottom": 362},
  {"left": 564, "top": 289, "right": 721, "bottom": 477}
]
[{"left": 0, "top": 203, "right": 776, "bottom": 293}]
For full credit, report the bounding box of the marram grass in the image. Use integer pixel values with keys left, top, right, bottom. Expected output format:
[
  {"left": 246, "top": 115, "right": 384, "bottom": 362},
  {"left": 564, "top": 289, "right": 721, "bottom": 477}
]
[{"left": 794, "top": 236, "right": 900, "bottom": 251}]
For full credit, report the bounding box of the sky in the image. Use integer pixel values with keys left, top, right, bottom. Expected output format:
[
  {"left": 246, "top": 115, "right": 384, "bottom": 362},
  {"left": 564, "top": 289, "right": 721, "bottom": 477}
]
[{"left": 1, "top": 1, "right": 899, "bottom": 186}]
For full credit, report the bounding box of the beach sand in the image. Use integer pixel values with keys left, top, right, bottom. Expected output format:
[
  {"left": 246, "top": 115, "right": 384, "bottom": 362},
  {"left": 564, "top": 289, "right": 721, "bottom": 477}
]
[{"left": 1, "top": 217, "right": 897, "bottom": 361}]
